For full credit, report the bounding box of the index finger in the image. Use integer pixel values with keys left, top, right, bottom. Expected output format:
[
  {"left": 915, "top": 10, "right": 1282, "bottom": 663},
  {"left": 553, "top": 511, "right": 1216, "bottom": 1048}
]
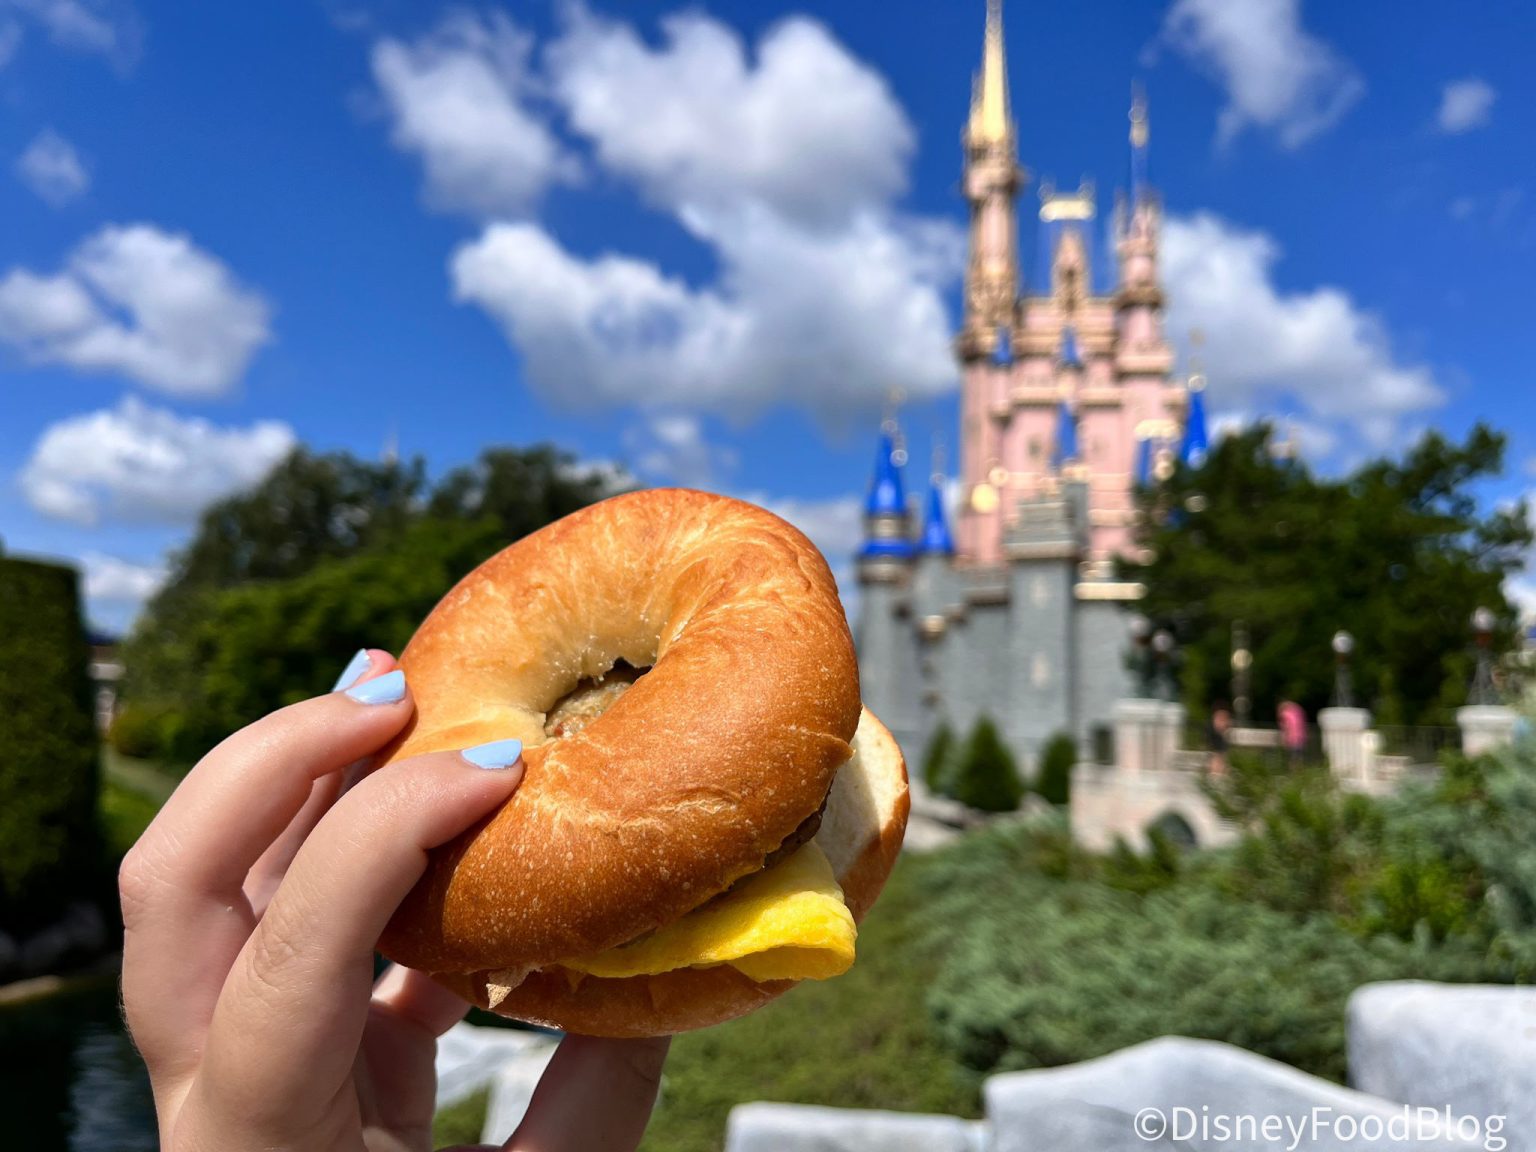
[{"left": 123, "top": 663, "right": 414, "bottom": 922}]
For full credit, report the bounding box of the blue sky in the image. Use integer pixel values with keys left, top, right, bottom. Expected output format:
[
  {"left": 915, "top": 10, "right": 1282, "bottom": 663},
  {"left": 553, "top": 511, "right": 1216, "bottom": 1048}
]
[{"left": 1, "top": 0, "right": 1532, "bottom": 631}]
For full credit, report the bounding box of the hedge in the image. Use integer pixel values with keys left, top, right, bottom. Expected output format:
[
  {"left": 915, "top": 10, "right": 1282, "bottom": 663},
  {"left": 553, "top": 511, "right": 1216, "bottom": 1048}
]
[{"left": 0, "top": 555, "right": 102, "bottom": 930}]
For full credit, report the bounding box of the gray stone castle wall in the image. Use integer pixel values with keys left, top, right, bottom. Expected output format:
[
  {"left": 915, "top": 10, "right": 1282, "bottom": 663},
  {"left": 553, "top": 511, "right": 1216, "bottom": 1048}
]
[{"left": 857, "top": 484, "right": 1135, "bottom": 778}]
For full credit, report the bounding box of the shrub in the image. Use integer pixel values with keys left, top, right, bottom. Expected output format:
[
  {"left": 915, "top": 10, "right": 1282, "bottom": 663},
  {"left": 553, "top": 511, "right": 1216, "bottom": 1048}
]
[
  {"left": 950, "top": 715, "right": 1023, "bottom": 812},
  {"left": 0, "top": 556, "right": 102, "bottom": 930},
  {"left": 107, "top": 705, "right": 176, "bottom": 761},
  {"left": 922, "top": 856, "right": 1479, "bottom": 1083},
  {"left": 1359, "top": 742, "right": 1536, "bottom": 977},
  {"left": 1035, "top": 731, "right": 1076, "bottom": 806},
  {"left": 922, "top": 720, "right": 957, "bottom": 797}
]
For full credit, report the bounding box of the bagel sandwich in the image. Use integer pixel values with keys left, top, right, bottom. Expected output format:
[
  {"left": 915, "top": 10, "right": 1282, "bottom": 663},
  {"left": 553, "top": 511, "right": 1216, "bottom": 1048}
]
[{"left": 377, "top": 488, "right": 909, "bottom": 1037}]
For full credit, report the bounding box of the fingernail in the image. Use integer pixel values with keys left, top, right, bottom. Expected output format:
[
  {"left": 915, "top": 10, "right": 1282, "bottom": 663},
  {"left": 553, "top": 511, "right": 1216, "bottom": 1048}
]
[
  {"left": 332, "top": 649, "right": 372, "bottom": 692},
  {"left": 345, "top": 669, "right": 406, "bottom": 705},
  {"left": 461, "top": 738, "right": 523, "bottom": 771}
]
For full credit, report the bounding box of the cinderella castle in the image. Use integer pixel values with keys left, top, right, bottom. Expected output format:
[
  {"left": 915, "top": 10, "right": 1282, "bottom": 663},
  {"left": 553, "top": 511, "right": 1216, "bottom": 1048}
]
[{"left": 856, "top": 0, "right": 1209, "bottom": 770}]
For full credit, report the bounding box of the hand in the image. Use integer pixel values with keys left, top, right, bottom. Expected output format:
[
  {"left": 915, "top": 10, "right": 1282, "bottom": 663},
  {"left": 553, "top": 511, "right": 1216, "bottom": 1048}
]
[{"left": 121, "top": 649, "right": 669, "bottom": 1152}]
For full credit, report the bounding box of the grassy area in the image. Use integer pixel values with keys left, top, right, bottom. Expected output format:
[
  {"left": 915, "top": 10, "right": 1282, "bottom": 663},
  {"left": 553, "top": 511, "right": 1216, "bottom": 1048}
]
[
  {"left": 433, "top": 1086, "right": 490, "bottom": 1146},
  {"left": 98, "top": 748, "right": 177, "bottom": 858},
  {"left": 99, "top": 779, "right": 164, "bottom": 860},
  {"left": 103, "top": 747, "right": 178, "bottom": 803}
]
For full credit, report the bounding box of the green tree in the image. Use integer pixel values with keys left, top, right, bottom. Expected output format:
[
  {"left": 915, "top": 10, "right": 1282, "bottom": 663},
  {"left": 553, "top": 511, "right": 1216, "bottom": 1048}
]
[
  {"left": 951, "top": 715, "right": 1023, "bottom": 812},
  {"left": 922, "top": 720, "right": 957, "bottom": 797},
  {"left": 1034, "top": 732, "right": 1076, "bottom": 807},
  {"left": 1126, "top": 423, "right": 1528, "bottom": 725},
  {"left": 161, "top": 448, "right": 429, "bottom": 594},
  {"left": 119, "top": 443, "right": 624, "bottom": 766}
]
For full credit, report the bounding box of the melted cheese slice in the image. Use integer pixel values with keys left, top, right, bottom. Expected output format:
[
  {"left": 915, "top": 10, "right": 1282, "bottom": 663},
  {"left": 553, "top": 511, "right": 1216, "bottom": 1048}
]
[{"left": 558, "top": 842, "right": 856, "bottom": 983}]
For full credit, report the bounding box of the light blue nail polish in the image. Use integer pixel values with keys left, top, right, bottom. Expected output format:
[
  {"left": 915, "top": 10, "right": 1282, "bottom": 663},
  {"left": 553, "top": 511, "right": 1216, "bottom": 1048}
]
[
  {"left": 461, "top": 738, "right": 523, "bottom": 770},
  {"left": 332, "top": 649, "right": 371, "bottom": 692},
  {"left": 345, "top": 669, "right": 406, "bottom": 705}
]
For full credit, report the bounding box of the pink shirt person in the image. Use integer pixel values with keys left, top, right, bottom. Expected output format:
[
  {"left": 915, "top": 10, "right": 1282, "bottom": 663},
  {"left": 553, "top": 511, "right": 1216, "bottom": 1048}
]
[{"left": 1278, "top": 700, "right": 1306, "bottom": 757}]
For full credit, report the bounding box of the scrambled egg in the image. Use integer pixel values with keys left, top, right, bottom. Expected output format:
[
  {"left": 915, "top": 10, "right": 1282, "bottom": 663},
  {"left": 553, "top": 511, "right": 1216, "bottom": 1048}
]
[{"left": 558, "top": 842, "right": 856, "bottom": 983}]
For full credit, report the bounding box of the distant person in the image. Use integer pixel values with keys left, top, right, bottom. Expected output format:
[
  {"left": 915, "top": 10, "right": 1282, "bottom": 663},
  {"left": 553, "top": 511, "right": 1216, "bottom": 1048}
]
[
  {"left": 1278, "top": 696, "right": 1307, "bottom": 767},
  {"left": 1206, "top": 701, "right": 1232, "bottom": 777}
]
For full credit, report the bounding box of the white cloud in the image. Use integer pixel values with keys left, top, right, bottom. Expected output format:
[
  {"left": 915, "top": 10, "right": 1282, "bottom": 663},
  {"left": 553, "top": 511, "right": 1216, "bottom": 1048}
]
[
  {"left": 81, "top": 551, "right": 164, "bottom": 606},
  {"left": 16, "top": 128, "right": 89, "bottom": 206},
  {"left": 622, "top": 413, "right": 737, "bottom": 488},
  {"left": 548, "top": 8, "right": 912, "bottom": 228},
  {"left": 371, "top": 11, "right": 574, "bottom": 219},
  {"left": 20, "top": 396, "right": 295, "bottom": 525},
  {"left": 2, "top": 0, "right": 142, "bottom": 70},
  {"left": 0, "top": 224, "right": 271, "bottom": 395},
  {"left": 367, "top": 6, "right": 961, "bottom": 424},
  {"left": 452, "top": 211, "right": 960, "bottom": 423},
  {"left": 1163, "top": 212, "right": 1441, "bottom": 449},
  {"left": 1159, "top": 0, "right": 1363, "bottom": 149},
  {"left": 1437, "top": 78, "right": 1495, "bottom": 134}
]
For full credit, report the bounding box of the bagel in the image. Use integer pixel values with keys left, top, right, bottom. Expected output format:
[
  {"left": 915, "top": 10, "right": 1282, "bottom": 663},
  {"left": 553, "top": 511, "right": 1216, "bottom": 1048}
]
[{"left": 377, "top": 488, "right": 909, "bottom": 1036}]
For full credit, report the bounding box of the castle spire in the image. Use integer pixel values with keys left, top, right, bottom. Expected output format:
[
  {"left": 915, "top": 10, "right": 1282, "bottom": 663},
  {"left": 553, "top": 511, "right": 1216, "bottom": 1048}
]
[
  {"left": 1129, "top": 83, "right": 1150, "bottom": 202},
  {"left": 968, "top": 0, "right": 1012, "bottom": 148}
]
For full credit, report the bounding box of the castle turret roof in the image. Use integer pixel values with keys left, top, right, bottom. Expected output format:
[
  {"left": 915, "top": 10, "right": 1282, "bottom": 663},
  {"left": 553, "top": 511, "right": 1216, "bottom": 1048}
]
[
  {"left": 1135, "top": 434, "right": 1153, "bottom": 487},
  {"left": 1053, "top": 400, "right": 1079, "bottom": 469},
  {"left": 1181, "top": 383, "right": 1209, "bottom": 466},
  {"left": 921, "top": 473, "right": 954, "bottom": 554},
  {"left": 1059, "top": 324, "right": 1082, "bottom": 368},
  {"left": 992, "top": 325, "right": 1014, "bottom": 366},
  {"left": 865, "top": 429, "right": 907, "bottom": 519}
]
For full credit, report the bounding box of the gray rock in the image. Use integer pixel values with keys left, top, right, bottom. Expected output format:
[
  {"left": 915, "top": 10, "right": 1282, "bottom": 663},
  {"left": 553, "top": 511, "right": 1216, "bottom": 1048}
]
[
  {"left": 62, "top": 902, "right": 107, "bottom": 953},
  {"left": 19, "top": 923, "right": 72, "bottom": 974},
  {"left": 433, "top": 1021, "right": 557, "bottom": 1110},
  {"left": 985, "top": 1035, "right": 1480, "bottom": 1152},
  {"left": 1350, "top": 981, "right": 1535, "bottom": 1151},
  {"left": 725, "top": 1102, "right": 986, "bottom": 1152}
]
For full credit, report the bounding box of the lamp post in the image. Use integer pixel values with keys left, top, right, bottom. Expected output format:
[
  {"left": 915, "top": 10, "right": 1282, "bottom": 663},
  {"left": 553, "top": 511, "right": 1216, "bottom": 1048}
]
[
  {"left": 1331, "top": 630, "right": 1354, "bottom": 708},
  {"left": 1152, "top": 628, "right": 1176, "bottom": 703},
  {"left": 1127, "top": 614, "right": 1153, "bottom": 698},
  {"left": 1469, "top": 606, "right": 1498, "bottom": 706},
  {"left": 1231, "top": 618, "right": 1251, "bottom": 726}
]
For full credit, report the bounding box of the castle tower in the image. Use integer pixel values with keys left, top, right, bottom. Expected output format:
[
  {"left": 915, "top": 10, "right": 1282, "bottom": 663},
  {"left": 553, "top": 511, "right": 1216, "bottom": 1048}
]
[
  {"left": 856, "top": 422, "right": 919, "bottom": 735},
  {"left": 956, "top": 0, "right": 1025, "bottom": 565},
  {"left": 955, "top": 50, "right": 1184, "bottom": 572},
  {"left": 1115, "top": 87, "right": 1181, "bottom": 559}
]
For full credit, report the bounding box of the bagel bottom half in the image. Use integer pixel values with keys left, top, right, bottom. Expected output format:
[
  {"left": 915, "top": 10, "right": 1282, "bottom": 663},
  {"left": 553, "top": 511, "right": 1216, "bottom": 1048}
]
[{"left": 435, "top": 707, "right": 909, "bottom": 1038}]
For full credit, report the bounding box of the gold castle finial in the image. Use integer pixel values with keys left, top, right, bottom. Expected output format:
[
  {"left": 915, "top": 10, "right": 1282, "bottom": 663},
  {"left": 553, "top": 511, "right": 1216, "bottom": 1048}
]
[
  {"left": 968, "top": 0, "right": 1011, "bottom": 146},
  {"left": 1130, "top": 82, "right": 1149, "bottom": 149}
]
